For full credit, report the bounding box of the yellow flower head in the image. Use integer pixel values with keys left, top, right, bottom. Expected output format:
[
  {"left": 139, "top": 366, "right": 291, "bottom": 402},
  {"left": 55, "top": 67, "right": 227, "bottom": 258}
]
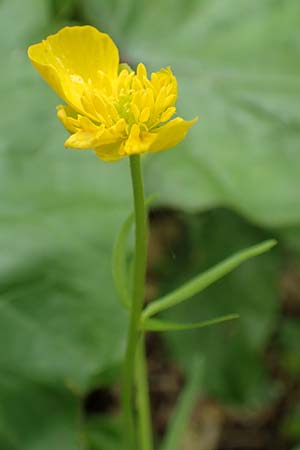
[{"left": 28, "top": 25, "right": 197, "bottom": 162}]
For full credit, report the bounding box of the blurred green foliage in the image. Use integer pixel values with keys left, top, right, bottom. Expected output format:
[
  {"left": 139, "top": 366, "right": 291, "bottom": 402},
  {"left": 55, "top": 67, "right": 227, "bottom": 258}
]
[
  {"left": 160, "top": 209, "right": 280, "bottom": 406},
  {"left": 279, "top": 319, "right": 300, "bottom": 378},
  {"left": 87, "top": 416, "right": 122, "bottom": 450},
  {"left": 281, "top": 405, "right": 300, "bottom": 442},
  {"left": 1, "top": 0, "right": 300, "bottom": 449}
]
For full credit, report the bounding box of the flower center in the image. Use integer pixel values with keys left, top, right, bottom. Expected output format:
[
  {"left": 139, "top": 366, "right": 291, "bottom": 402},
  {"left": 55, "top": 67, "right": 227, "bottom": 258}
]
[{"left": 82, "top": 64, "right": 177, "bottom": 135}]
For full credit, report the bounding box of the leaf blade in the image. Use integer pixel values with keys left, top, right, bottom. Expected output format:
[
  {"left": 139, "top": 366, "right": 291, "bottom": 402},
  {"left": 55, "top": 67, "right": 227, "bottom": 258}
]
[
  {"left": 142, "top": 314, "right": 239, "bottom": 332},
  {"left": 142, "top": 239, "right": 276, "bottom": 320}
]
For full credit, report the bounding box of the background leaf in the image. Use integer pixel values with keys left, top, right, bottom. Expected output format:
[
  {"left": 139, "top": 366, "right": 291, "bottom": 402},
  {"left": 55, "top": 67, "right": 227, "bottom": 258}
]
[
  {"left": 86, "top": 416, "right": 122, "bottom": 450},
  {"left": 0, "top": 1, "right": 130, "bottom": 446},
  {"left": 82, "top": 0, "right": 300, "bottom": 227},
  {"left": 0, "top": 372, "right": 83, "bottom": 450}
]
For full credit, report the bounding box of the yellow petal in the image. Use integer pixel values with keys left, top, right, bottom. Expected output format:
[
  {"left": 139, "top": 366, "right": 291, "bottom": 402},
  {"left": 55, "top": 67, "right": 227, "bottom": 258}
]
[
  {"left": 57, "top": 105, "right": 100, "bottom": 137},
  {"left": 123, "top": 125, "right": 157, "bottom": 155},
  {"left": 95, "top": 142, "right": 124, "bottom": 162},
  {"left": 57, "top": 105, "right": 79, "bottom": 133},
  {"left": 28, "top": 26, "right": 119, "bottom": 113},
  {"left": 140, "top": 107, "right": 150, "bottom": 123},
  {"left": 65, "top": 128, "right": 104, "bottom": 149},
  {"left": 136, "top": 63, "right": 148, "bottom": 81},
  {"left": 151, "top": 67, "right": 177, "bottom": 96},
  {"left": 149, "top": 117, "right": 198, "bottom": 153},
  {"left": 160, "top": 106, "right": 176, "bottom": 123}
]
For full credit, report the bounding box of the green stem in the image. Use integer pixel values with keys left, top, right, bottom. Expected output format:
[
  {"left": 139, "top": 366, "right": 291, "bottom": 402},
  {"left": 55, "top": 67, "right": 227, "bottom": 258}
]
[
  {"left": 122, "top": 155, "right": 150, "bottom": 450},
  {"left": 136, "top": 334, "right": 153, "bottom": 450}
]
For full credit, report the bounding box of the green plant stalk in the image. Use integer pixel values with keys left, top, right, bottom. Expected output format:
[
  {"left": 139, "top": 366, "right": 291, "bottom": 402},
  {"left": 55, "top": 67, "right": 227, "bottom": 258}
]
[
  {"left": 122, "top": 155, "right": 152, "bottom": 450},
  {"left": 136, "top": 334, "right": 153, "bottom": 450}
]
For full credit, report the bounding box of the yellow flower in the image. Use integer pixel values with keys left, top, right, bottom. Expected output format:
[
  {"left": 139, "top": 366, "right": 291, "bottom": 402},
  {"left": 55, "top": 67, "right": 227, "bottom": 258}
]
[{"left": 28, "top": 25, "right": 197, "bottom": 162}]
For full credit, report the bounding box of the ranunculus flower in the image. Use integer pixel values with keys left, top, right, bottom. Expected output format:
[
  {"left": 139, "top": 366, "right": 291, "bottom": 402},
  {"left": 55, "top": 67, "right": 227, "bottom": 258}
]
[{"left": 28, "top": 25, "right": 197, "bottom": 161}]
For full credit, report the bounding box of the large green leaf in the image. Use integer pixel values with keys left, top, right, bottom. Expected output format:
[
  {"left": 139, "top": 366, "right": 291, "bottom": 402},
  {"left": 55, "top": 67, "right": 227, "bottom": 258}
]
[
  {"left": 0, "top": 372, "right": 82, "bottom": 450},
  {"left": 0, "top": 1, "right": 130, "bottom": 447},
  {"left": 86, "top": 416, "right": 122, "bottom": 450},
  {"left": 82, "top": 0, "right": 300, "bottom": 227}
]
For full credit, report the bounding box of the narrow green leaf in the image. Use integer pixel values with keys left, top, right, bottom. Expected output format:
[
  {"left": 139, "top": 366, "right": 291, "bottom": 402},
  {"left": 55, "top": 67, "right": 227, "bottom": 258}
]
[
  {"left": 160, "top": 358, "right": 204, "bottom": 450},
  {"left": 141, "top": 314, "right": 239, "bottom": 332},
  {"left": 112, "top": 195, "right": 158, "bottom": 309},
  {"left": 142, "top": 239, "right": 277, "bottom": 319}
]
